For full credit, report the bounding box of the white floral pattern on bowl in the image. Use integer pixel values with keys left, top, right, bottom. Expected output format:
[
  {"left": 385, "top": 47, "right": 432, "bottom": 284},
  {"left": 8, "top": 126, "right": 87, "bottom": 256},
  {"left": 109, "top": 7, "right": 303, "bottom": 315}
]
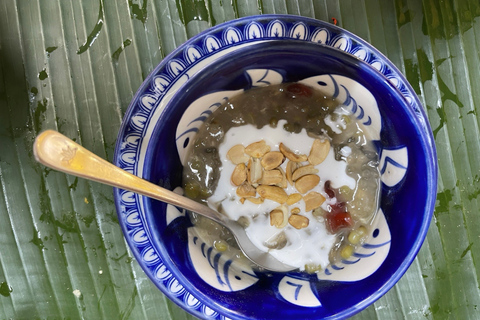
[{"left": 173, "top": 69, "right": 401, "bottom": 306}]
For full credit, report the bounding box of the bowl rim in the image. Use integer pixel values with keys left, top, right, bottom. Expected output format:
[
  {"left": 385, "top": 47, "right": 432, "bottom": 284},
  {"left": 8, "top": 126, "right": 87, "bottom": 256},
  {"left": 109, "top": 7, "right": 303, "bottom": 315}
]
[{"left": 113, "top": 14, "right": 438, "bottom": 320}]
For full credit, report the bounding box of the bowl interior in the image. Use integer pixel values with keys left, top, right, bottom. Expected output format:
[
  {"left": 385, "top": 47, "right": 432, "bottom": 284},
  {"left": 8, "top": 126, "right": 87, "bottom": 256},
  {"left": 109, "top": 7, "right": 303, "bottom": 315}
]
[{"left": 133, "top": 41, "right": 435, "bottom": 319}]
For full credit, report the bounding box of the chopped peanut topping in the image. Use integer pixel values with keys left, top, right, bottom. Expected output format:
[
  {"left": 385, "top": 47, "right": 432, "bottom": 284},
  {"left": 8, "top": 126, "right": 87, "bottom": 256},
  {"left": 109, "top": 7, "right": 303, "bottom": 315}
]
[
  {"left": 291, "top": 164, "right": 319, "bottom": 181},
  {"left": 270, "top": 209, "right": 284, "bottom": 227},
  {"left": 261, "top": 151, "right": 285, "bottom": 170},
  {"left": 245, "top": 140, "right": 271, "bottom": 158},
  {"left": 261, "top": 169, "right": 283, "bottom": 185},
  {"left": 288, "top": 214, "right": 309, "bottom": 229},
  {"left": 286, "top": 160, "right": 300, "bottom": 185},
  {"left": 276, "top": 167, "right": 288, "bottom": 188},
  {"left": 236, "top": 182, "right": 256, "bottom": 197},
  {"left": 231, "top": 163, "right": 247, "bottom": 186},
  {"left": 256, "top": 185, "right": 288, "bottom": 204},
  {"left": 279, "top": 143, "right": 308, "bottom": 162},
  {"left": 295, "top": 174, "right": 320, "bottom": 194},
  {"left": 304, "top": 192, "right": 326, "bottom": 211},
  {"left": 227, "top": 144, "right": 250, "bottom": 164},
  {"left": 269, "top": 205, "right": 289, "bottom": 228},
  {"left": 286, "top": 193, "right": 302, "bottom": 205},
  {"left": 247, "top": 158, "right": 263, "bottom": 185},
  {"left": 308, "top": 138, "right": 330, "bottom": 165},
  {"left": 291, "top": 207, "right": 301, "bottom": 214},
  {"left": 227, "top": 138, "right": 335, "bottom": 232}
]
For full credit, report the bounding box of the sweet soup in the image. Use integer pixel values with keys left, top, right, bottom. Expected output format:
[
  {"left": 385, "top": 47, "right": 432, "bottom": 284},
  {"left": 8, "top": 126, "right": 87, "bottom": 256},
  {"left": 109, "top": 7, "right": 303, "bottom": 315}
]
[{"left": 183, "top": 83, "right": 380, "bottom": 272}]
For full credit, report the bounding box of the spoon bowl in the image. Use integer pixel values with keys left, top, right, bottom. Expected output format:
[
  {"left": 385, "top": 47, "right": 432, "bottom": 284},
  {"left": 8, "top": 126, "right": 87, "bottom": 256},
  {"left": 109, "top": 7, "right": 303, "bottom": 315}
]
[{"left": 33, "top": 130, "right": 296, "bottom": 273}]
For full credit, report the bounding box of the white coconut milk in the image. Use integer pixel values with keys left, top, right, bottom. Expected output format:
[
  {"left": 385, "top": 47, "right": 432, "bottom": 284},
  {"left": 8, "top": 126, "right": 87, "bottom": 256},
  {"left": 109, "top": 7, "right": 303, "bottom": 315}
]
[{"left": 207, "top": 120, "right": 356, "bottom": 270}]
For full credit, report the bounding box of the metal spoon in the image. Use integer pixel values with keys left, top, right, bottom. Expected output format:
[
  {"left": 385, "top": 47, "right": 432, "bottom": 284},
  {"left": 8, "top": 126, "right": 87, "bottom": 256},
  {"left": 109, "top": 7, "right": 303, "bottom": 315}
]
[{"left": 33, "top": 130, "right": 296, "bottom": 273}]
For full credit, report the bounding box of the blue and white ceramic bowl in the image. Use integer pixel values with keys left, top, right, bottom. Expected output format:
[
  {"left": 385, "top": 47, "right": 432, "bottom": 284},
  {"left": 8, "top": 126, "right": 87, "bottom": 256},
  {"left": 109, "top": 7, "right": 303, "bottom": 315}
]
[{"left": 114, "top": 15, "right": 437, "bottom": 319}]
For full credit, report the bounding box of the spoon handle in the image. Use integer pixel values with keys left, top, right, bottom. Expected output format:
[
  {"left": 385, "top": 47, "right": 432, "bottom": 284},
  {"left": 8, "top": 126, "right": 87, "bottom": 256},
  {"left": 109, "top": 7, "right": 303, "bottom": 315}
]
[{"left": 33, "top": 130, "right": 225, "bottom": 223}]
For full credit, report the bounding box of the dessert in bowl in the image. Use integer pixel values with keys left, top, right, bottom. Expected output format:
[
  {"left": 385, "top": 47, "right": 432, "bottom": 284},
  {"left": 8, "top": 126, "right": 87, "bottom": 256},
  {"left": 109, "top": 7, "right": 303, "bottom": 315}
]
[{"left": 113, "top": 15, "right": 437, "bottom": 319}]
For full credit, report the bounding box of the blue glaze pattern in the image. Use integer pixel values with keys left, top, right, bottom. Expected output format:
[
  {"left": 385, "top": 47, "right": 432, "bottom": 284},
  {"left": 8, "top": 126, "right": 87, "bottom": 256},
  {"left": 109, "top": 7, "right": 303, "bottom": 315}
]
[
  {"left": 113, "top": 15, "right": 437, "bottom": 320},
  {"left": 187, "top": 230, "right": 259, "bottom": 292}
]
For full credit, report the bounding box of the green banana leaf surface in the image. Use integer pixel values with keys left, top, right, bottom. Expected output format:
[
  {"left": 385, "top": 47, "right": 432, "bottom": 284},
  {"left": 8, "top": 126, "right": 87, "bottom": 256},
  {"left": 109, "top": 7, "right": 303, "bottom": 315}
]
[{"left": 0, "top": 0, "right": 478, "bottom": 319}]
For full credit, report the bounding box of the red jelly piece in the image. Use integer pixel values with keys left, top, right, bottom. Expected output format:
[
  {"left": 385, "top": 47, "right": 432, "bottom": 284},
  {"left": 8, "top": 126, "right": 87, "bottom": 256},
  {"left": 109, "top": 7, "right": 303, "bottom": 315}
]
[
  {"left": 326, "top": 211, "right": 354, "bottom": 234},
  {"left": 330, "top": 201, "right": 347, "bottom": 214},
  {"left": 286, "top": 83, "right": 313, "bottom": 97}
]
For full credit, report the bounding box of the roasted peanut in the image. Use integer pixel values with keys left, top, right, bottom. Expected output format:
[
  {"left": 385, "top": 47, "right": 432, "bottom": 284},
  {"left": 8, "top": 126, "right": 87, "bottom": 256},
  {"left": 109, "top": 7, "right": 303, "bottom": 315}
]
[
  {"left": 261, "top": 151, "right": 285, "bottom": 170},
  {"left": 291, "top": 164, "right": 319, "bottom": 181},
  {"left": 286, "top": 193, "right": 302, "bottom": 205},
  {"left": 227, "top": 144, "right": 249, "bottom": 164},
  {"left": 231, "top": 163, "right": 247, "bottom": 186},
  {"left": 303, "top": 191, "right": 326, "bottom": 211},
  {"left": 236, "top": 182, "right": 256, "bottom": 197},
  {"left": 247, "top": 157, "right": 263, "bottom": 185},
  {"left": 279, "top": 143, "right": 308, "bottom": 162},
  {"left": 245, "top": 140, "right": 271, "bottom": 158},
  {"left": 261, "top": 169, "right": 283, "bottom": 185},
  {"left": 270, "top": 205, "right": 289, "bottom": 228},
  {"left": 276, "top": 167, "right": 288, "bottom": 188},
  {"left": 256, "top": 185, "right": 288, "bottom": 203},
  {"left": 288, "top": 214, "right": 309, "bottom": 229},
  {"left": 270, "top": 209, "right": 284, "bottom": 228},
  {"left": 295, "top": 174, "right": 320, "bottom": 194},
  {"left": 308, "top": 138, "right": 330, "bottom": 165},
  {"left": 286, "top": 161, "right": 301, "bottom": 185}
]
